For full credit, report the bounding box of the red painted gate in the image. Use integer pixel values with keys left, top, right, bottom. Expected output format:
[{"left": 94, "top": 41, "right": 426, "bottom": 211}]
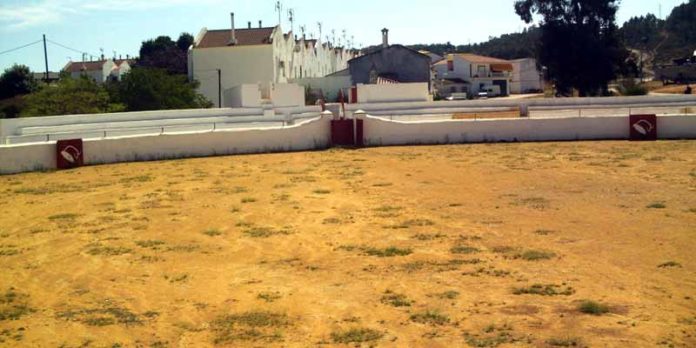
[{"left": 331, "top": 119, "right": 363, "bottom": 147}]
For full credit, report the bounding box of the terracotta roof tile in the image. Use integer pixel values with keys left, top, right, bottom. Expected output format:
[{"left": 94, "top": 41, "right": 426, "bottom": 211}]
[
  {"left": 63, "top": 60, "right": 111, "bottom": 73},
  {"left": 196, "top": 27, "right": 275, "bottom": 48},
  {"left": 453, "top": 53, "right": 511, "bottom": 64}
]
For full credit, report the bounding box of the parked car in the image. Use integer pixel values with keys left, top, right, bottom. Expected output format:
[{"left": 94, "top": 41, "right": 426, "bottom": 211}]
[{"left": 446, "top": 93, "right": 468, "bottom": 101}]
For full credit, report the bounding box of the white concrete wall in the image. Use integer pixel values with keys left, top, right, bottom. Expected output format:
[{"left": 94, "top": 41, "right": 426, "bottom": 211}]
[
  {"left": 0, "top": 108, "right": 265, "bottom": 142},
  {"left": 290, "top": 76, "right": 352, "bottom": 101},
  {"left": 270, "top": 83, "right": 305, "bottom": 107},
  {"left": 0, "top": 115, "right": 331, "bottom": 175},
  {"left": 191, "top": 45, "right": 275, "bottom": 106},
  {"left": 346, "top": 95, "right": 696, "bottom": 113},
  {"left": 1, "top": 112, "right": 694, "bottom": 175},
  {"left": 511, "top": 58, "right": 543, "bottom": 94},
  {"left": 224, "top": 84, "right": 262, "bottom": 108},
  {"left": 357, "top": 83, "right": 430, "bottom": 103},
  {"left": 361, "top": 114, "right": 696, "bottom": 146}
]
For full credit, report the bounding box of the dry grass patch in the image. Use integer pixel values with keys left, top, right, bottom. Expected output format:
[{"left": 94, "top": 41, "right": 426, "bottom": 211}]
[
  {"left": 0, "top": 289, "right": 34, "bottom": 321},
  {"left": 512, "top": 284, "right": 575, "bottom": 296},
  {"left": 211, "top": 311, "right": 290, "bottom": 344},
  {"left": 409, "top": 310, "right": 450, "bottom": 325},
  {"left": 380, "top": 290, "right": 413, "bottom": 307},
  {"left": 331, "top": 327, "right": 384, "bottom": 344}
]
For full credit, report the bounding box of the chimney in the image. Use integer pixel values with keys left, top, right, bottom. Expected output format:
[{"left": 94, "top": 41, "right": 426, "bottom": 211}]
[
  {"left": 229, "top": 12, "right": 237, "bottom": 45},
  {"left": 381, "top": 28, "right": 389, "bottom": 48},
  {"left": 248, "top": 21, "right": 251, "bottom": 29},
  {"left": 259, "top": 20, "right": 262, "bottom": 28}
]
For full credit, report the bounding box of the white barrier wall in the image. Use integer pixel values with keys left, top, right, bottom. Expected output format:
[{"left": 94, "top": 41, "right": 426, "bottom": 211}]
[
  {"left": 356, "top": 83, "right": 430, "bottom": 103},
  {"left": 290, "top": 76, "right": 352, "bottom": 101},
  {"left": 361, "top": 114, "right": 696, "bottom": 146},
  {"left": 1, "top": 112, "right": 694, "bottom": 175},
  {"left": 347, "top": 94, "right": 696, "bottom": 113},
  {"left": 224, "top": 84, "right": 262, "bottom": 108},
  {"left": 0, "top": 116, "right": 331, "bottom": 175},
  {"left": 0, "top": 108, "right": 264, "bottom": 142},
  {"left": 270, "top": 83, "right": 305, "bottom": 107}
]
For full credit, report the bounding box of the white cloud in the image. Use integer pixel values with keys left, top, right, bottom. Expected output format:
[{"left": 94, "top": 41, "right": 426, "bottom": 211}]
[{"left": 0, "top": 0, "right": 223, "bottom": 30}]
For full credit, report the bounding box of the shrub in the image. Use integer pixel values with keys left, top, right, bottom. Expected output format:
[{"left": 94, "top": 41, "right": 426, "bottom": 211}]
[
  {"left": 578, "top": 300, "right": 610, "bottom": 315},
  {"left": 617, "top": 79, "right": 648, "bottom": 96}
]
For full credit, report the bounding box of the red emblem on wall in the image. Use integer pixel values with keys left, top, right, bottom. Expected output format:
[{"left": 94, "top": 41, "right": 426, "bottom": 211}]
[
  {"left": 629, "top": 114, "right": 657, "bottom": 141},
  {"left": 56, "top": 139, "right": 84, "bottom": 169}
]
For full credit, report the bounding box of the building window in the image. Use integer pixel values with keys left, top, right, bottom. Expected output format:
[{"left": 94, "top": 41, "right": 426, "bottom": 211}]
[{"left": 447, "top": 60, "right": 454, "bottom": 71}]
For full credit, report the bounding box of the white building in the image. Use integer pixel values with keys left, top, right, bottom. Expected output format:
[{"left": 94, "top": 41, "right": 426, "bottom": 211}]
[
  {"left": 433, "top": 53, "right": 513, "bottom": 97},
  {"left": 62, "top": 58, "right": 134, "bottom": 83},
  {"left": 188, "top": 14, "right": 357, "bottom": 107},
  {"left": 419, "top": 50, "right": 443, "bottom": 64},
  {"left": 510, "top": 58, "right": 544, "bottom": 94}
]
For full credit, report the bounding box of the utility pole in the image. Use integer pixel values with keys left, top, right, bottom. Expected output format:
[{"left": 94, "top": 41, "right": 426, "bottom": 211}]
[
  {"left": 43, "top": 34, "right": 49, "bottom": 82},
  {"left": 217, "top": 69, "right": 222, "bottom": 108}
]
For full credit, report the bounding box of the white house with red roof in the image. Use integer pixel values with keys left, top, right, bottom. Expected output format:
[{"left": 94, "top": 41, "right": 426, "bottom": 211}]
[
  {"left": 62, "top": 58, "right": 135, "bottom": 83},
  {"left": 188, "top": 14, "right": 357, "bottom": 107},
  {"left": 433, "top": 53, "right": 513, "bottom": 97}
]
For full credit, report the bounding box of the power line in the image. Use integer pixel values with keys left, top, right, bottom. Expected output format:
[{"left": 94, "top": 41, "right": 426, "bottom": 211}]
[
  {"left": 0, "top": 40, "right": 42, "bottom": 56},
  {"left": 46, "top": 39, "right": 97, "bottom": 58}
]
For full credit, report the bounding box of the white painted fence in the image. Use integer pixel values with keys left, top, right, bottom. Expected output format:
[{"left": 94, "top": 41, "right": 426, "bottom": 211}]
[
  {"left": 0, "top": 116, "right": 331, "bottom": 174},
  {"left": 360, "top": 114, "right": 696, "bottom": 146},
  {"left": 1, "top": 104, "right": 695, "bottom": 175},
  {"left": 1, "top": 106, "right": 322, "bottom": 145}
]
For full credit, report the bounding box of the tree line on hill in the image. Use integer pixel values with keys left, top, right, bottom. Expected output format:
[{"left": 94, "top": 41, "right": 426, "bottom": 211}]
[{"left": 0, "top": 32, "right": 210, "bottom": 118}]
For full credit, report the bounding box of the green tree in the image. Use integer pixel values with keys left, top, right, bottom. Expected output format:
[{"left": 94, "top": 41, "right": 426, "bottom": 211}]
[
  {"left": 115, "top": 67, "right": 212, "bottom": 111},
  {"left": 22, "top": 74, "right": 124, "bottom": 117},
  {"left": 138, "top": 33, "right": 193, "bottom": 74},
  {"left": 176, "top": 32, "right": 195, "bottom": 51},
  {"left": 0, "top": 64, "right": 37, "bottom": 99},
  {"left": 514, "top": 0, "right": 628, "bottom": 96}
]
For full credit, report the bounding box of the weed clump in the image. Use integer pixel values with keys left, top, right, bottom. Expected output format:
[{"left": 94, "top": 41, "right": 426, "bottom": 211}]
[
  {"left": 657, "top": 261, "right": 681, "bottom": 268},
  {"left": 409, "top": 310, "right": 450, "bottom": 325},
  {"left": 331, "top": 328, "right": 383, "bottom": 344},
  {"left": 364, "top": 247, "right": 412, "bottom": 257},
  {"left": 578, "top": 300, "right": 610, "bottom": 315},
  {"left": 512, "top": 284, "right": 575, "bottom": 296},
  {"left": 380, "top": 290, "right": 412, "bottom": 307},
  {"left": 212, "top": 311, "right": 289, "bottom": 343},
  {"left": 0, "top": 289, "right": 34, "bottom": 321},
  {"left": 203, "top": 229, "right": 222, "bottom": 237},
  {"left": 450, "top": 245, "right": 480, "bottom": 254}
]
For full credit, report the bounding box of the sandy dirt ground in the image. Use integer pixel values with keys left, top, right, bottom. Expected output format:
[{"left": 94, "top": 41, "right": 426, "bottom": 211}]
[{"left": 0, "top": 141, "right": 695, "bottom": 347}]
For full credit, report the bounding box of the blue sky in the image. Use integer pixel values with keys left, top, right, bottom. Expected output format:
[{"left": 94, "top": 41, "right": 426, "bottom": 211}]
[{"left": 0, "top": 0, "right": 687, "bottom": 73}]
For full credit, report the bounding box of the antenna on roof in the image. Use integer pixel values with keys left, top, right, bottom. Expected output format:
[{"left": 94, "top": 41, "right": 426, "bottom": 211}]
[
  {"left": 317, "top": 22, "right": 323, "bottom": 43},
  {"left": 331, "top": 29, "right": 336, "bottom": 45},
  {"left": 287, "top": 8, "right": 295, "bottom": 33},
  {"left": 300, "top": 25, "right": 306, "bottom": 39},
  {"left": 275, "top": 1, "right": 283, "bottom": 26}
]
